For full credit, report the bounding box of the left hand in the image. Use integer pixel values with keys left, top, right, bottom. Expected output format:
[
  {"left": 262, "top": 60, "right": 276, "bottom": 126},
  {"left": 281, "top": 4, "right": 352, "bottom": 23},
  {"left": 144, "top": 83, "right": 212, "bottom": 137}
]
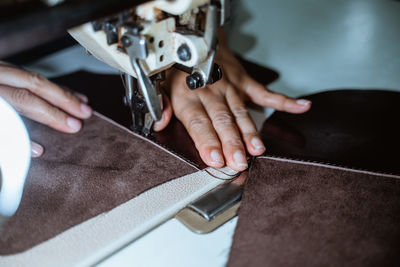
[
  {"left": 152, "top": 33, "right": 311, "bottom": 171},
  {"left": 0, "top": 61, "right": 92, "bottom": 157}
]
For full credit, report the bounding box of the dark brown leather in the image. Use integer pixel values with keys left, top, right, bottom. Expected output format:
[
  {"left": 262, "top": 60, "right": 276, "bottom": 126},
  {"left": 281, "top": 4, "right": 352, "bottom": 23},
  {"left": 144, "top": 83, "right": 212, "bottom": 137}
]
[
  {"left": 52, "top": 58, "right": 279, "bottom": 169},
  {"left": 229, "top": 89, "right": 400, "bottom": 266},
  {"left": 261, "top": 90, "right": 400, "bottom": 175},
  {"left": 52, "top": 72, "right": 208, "bottom": 169},
  {"left": 0, "top": 114, "right": 196, "bottom": 255},
  {"left": 229, "top": 157, "right": 400, "bottom": 267}
]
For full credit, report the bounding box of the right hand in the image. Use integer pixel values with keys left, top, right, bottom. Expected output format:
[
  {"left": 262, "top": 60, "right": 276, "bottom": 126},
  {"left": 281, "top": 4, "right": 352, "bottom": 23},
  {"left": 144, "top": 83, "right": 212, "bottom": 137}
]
[
  {"left": 0, "top": 62, "right": 92, "bottom": 157},
  {"left": 153, "top": 36, "right": 311, "bottom": 171}
]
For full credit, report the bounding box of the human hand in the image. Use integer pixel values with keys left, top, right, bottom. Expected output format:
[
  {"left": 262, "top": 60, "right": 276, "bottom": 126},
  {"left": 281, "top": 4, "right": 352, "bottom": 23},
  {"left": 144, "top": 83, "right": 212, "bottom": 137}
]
[
  {"left": 153, "top": 32, "right": 311, "bottom": 171},
  {"left": 0, "top": 62, "right": 92, "bottom": 157}
]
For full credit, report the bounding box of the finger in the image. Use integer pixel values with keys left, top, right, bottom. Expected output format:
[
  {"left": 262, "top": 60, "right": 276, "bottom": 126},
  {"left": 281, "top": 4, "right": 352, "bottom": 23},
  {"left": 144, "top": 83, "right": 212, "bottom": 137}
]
[
  {"left": 153, "top": 93, "right": 173, "bottom": 131},
  {"left": 242, "top": 77, "right": 311, "bottom": 113},
  {"left": 199, "top": 86, "right": 248, "bottom": 171},
  {"left": 73, "top": 92, "right": 88, "bottom": 104},
  {"left": 0, "top": 61, "right": 16, "bottom": 67},
  {"left": 175, "top": 100, "right": 225, "bottom": 169},
  {"left": 31, "top": 141, "right": 44, "bottom": 158},
  {"left": 0, "top": 66, "right": 92, "bottom": 119},
  {"left": 226, "top": 87, "right": 266, "bottom": 156},
  {"left": 0, "top": 85, "right": 82, "bottom": 133},
  {"left": 59, "top": 85, "right": 89, "bottom": 104},
  {"left": 166, "top": 69, "right": 225, "bottom": 168}
]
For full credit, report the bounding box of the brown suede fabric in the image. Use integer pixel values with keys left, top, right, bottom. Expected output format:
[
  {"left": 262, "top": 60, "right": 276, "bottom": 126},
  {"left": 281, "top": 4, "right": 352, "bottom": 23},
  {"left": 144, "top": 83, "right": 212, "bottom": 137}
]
[
  {"left": 261, "top": 90, "right": 400, "bottom": 175},
  {"left": 0, "top": 114, "right": 196, "bottom": 255},
  {"left": 228, "top": 157, "right": 400, "bottom": 267},
  {"left": 52, "top": 72, "right": 208, "bottom": 169}
]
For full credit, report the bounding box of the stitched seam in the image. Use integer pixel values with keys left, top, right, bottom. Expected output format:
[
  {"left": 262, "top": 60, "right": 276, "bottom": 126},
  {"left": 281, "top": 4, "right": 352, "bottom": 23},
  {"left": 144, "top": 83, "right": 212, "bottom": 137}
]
[
  {"left": 259, "top": 155, "right": 400, "bottom": 179},
  {"left": 93, "top": 111, "right": 200, "bottom": 170}
]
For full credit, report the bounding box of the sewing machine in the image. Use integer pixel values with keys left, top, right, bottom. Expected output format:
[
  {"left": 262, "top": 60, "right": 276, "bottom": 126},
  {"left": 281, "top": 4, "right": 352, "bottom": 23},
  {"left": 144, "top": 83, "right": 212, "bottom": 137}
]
[
  {"left": 69, "top": 0, "right": 231, "bottom": 135},
  {"left": 1, "top": 0, "right": 229, "bottom": 136}
]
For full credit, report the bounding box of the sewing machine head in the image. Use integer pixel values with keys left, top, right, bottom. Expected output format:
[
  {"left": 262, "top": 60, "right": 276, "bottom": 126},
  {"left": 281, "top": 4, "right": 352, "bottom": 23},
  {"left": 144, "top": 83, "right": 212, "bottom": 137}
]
[{"left": 68, "top": 0, "right": 230, "bottom": 135}]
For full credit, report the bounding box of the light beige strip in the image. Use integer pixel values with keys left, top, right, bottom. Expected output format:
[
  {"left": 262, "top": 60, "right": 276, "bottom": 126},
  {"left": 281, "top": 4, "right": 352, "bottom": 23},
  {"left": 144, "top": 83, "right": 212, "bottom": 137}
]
[{"left": 0, "top": 169, "right": 226, "bottom": 267}]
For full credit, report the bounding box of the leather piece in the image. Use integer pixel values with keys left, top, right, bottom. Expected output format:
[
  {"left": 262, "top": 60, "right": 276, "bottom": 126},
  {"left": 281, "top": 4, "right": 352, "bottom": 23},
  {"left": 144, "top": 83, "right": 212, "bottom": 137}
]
[
  {"left": 0, "top": 114, "right": 196, "bottom": 255},
  {"left": 51, "top": 57, "right": 278, "bottom": 169},
  {"left": 52, "top": 72, "right": 207, "bottom": 169},
  {"left": 261, "top": 90, "right": 400, "bottom": 175},
  {"left": 228, "top": 157, "right": 400, "bottom": 267}
]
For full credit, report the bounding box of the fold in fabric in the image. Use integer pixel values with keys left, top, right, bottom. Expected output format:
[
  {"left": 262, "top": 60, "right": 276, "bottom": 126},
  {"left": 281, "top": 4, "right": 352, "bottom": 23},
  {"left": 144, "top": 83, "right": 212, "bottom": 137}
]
[
  {"left": 228, "top": 157, "right": 400, "bottom": 267},
  {"left": 0, "top": 114, "right": 196, "bottom": 255}
]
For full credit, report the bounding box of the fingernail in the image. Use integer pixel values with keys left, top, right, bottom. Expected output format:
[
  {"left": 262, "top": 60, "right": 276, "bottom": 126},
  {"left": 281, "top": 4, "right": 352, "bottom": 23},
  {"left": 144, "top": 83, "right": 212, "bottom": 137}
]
[
  {"left": 251, "top": 137, "right": 265, "bottom": 151},
  {"left": 153, "top": 113, "right": 164, "bottom": 131},
  {"left": 75, "top": 92, "right": 88, "bottom": 103},
  {"left": 296, "top": 99, "right": 311, "bottom": 106},
  {"left": 233, "top": 151, "right": 248, "bottom": 168},
  {"left": 31, "top": 142, "right": 44, "bottom": 158},
  {"left": 153, "top": 121, "right": 161, "bottom": 131},
  {"left": 80, "top": 103, "right": 92, "bottom": 116},
  {"left": 67, "top": 117, "right": 81, "bottom": 132},
  {"left": 210, "top": 150, "right": 224, "bottom": 164}
]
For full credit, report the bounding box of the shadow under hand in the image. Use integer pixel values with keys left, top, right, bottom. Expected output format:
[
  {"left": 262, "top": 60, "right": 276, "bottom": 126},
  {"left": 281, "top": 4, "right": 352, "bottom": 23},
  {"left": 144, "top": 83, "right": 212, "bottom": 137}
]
[{"left": 225, "top": 0, "right": 257, "bottom": 55}]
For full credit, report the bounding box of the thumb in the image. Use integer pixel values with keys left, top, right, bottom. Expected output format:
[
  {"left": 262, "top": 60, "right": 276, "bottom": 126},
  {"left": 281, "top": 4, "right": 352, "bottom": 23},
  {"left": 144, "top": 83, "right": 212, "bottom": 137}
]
[{"left": 153, "top": 93, "right": 173, "bottom": 131}]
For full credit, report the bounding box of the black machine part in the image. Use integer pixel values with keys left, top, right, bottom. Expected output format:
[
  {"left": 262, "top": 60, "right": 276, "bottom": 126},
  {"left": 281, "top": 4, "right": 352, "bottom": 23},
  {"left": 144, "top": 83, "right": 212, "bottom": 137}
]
[{"left": 0, "top": 0, "right": 147, "bottom": 59}]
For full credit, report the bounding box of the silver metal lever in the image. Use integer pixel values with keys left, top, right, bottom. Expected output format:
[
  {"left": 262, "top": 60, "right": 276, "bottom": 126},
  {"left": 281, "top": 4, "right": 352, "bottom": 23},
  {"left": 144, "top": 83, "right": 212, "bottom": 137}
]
[
  {"left": 187, "top": 171, "right": 247, "bottom": 221},
  {"left": 175, "top": 171, "right": 247, "bottom": 234},
  {"left": 122, "top": 33, "right": 162, "bottom": 121},
  {"left": 131, "top": 59, "right": 162, "bottom": 121}
]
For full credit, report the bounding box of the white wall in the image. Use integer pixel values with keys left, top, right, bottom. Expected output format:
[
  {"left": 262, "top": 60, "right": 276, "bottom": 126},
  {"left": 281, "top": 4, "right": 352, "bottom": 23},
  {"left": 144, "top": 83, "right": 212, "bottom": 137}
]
[{"left": 227, "top": 0, "right": 400, "bottom": 97}]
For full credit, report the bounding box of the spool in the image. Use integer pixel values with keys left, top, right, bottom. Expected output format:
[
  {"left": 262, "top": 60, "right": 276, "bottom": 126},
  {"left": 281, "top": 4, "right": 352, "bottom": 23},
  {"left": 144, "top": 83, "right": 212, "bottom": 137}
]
[{"left": 0, "top": 97, "right": 31, "bottom": 219}]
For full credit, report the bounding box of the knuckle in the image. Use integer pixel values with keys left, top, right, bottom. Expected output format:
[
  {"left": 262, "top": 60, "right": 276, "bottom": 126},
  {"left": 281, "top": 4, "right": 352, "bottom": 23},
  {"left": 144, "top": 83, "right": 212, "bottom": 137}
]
[
  {"left": 276, "top": 96, "right": 290, "bottom": 111},
  {"left": 29, "top": 72, "right": 46, "bottom": 92},
  {"left": 231, "top": 106, "right": 249, "bottom": 119},
  {"left": 50, "top": 84, "right": 78, "bottom": 106},
  {"left": 225, "top": 138, "right": 243, "bottom": 148},
  {"left": 241, "top": 126, "right": 257, "bottom": 136},
  {"left": 263, "top": 93, "right": 284, "bottom": 109},
  {"left": 261, "top": 91, "right": 273, "bottom": 102},
  {"left": 187, "top": 115, "right": 210, "bottom": 132},
  {"left": 198, "top": 143, "right": 219, "bottom": 154},
  {"left": 212, "top": 111, "right": 234, "bottom": 129},
  {"left": 41, "top": 105, "right": 65, "bottom": 126},
  {"left": 9, "top": 88, "right": 32, "bottom": 106},
  {"left": 60, "top": 89, "right": 77, "bottom": 104},
  {"left": 241, "top": 79, "right": 252, "bottom": 93},
  {"left": 173, "top": 99, "right": 195, "bottom": 115}
]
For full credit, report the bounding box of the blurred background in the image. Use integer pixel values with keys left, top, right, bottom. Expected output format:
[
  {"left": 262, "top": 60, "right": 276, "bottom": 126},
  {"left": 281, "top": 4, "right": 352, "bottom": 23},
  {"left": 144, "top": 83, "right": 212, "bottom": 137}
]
[
  {"left": 18, "top": 0, "right": 400, "bottom": 99},
  {"left": 226, "top": 0, "right": 400, "bottom": 97}
]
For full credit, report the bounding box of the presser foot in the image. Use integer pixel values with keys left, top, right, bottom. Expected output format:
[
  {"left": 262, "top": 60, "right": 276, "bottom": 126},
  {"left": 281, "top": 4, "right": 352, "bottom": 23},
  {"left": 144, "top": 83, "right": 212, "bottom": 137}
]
[
  {"left": 123, "top": 73, "right": 162, "bottom": 136},
  {"left": 176, "top": 171, "right": 247, "bottom": 234}
]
